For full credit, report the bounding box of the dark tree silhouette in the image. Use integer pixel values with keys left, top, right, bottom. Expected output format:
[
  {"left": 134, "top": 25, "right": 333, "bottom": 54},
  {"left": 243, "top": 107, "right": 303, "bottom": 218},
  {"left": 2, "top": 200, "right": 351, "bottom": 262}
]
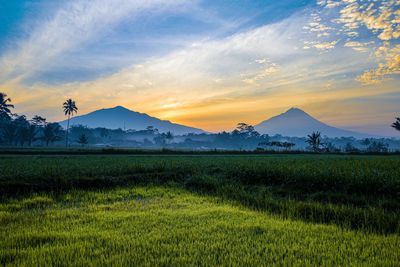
[
  {"left": 99, "top": 128, "right": 109, "bottom": 139},
  {"left": 32, "top": 115, "right": 47, "bottom": 126},
  {"left": 14, "top": 115, "right": 30, "bottom": 146},
  {"left": 235, "top": 123, "right": 259, "bottom": 137},
  {"left": 63, "top": 99, "right": 78, "bottom": 147},
  {"left": 77, "top": 133, "right": 88, "bottom": 147},
  {"left": 258, "top": 141, "right": 295, "bottom": 151},
  {"left": 1, "top": 120, "right": 17, "bottom": 145},
  {"left": 306, "top": 131, "right": 322, "bottom": 152},
  {"left": 0, "top": 92, "right": 14, "bottom": 120},
  {"left": 146, "top": 126, "right": 159, "bottom": 135},
  {"left": 360, "top": 138, "right": 371, "bottom": 147},
  {"left": 392, "top": 117, "right": 400, "bottom": 131},
  {"left": 43, "top": 123, "right": 63, "bottom": 146},
  {"left": 165, "top": 131, "right": 174, "bottom": 144}
]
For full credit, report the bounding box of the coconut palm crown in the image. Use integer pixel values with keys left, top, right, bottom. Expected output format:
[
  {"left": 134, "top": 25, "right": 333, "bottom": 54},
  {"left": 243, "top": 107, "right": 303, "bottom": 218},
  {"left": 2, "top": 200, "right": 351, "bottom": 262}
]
[
  {"left": 63, "top": 99, "right": 78, "bottom": 147},
  {"left": 0, "top": 92, "right": 15, "bottom": 119}
]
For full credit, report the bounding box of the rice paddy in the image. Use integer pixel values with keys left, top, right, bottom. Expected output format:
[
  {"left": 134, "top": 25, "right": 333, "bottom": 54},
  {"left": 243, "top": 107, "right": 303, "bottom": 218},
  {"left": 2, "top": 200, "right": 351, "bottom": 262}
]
[{"left": 0, "top": 154, "right": 399, "bottom": 266}]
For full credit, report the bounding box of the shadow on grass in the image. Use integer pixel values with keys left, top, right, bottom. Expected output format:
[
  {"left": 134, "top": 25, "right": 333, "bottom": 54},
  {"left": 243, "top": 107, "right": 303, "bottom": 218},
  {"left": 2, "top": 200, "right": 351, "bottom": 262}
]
[{"left": 1, "top": 171, "right": 398, "bottom": 235}]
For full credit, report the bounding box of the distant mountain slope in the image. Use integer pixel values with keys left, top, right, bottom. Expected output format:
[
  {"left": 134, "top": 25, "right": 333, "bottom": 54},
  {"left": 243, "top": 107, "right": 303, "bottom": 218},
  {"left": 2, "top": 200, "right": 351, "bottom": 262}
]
[
  {"left": 59, "top": 106, "right": 204, "bottom": 135},
  {"left": 255, "top": 108, "right": 373, "bottom": 138}
]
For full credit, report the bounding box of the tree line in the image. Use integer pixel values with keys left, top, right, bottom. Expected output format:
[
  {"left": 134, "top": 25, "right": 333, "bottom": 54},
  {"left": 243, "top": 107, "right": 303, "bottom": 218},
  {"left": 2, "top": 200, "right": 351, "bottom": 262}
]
[
  {"left": 0, "top": 93, "right": 81, "bottom": 147},
  {"left": 1, "top": 92, "right": 399, "bottom": 152}
]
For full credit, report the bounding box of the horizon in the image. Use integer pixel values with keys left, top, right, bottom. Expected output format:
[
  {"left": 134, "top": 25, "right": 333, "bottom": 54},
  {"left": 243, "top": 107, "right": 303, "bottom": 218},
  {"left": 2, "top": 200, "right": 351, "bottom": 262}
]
[
  {"left": 56, "top": 105, "right": 396, "bottom": 138},
  {"left": 1, "top": 0, "right": 399, "bottom": 136}
]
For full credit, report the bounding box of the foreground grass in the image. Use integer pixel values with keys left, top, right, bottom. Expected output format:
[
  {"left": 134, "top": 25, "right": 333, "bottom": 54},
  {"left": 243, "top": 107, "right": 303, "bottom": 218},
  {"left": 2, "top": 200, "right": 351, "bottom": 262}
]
[
  {"left": 1, "top": 186, "right": 399, "bottom": 266},
  {"left": 1, "top": 155, "right": 399, "bottom": 233}
]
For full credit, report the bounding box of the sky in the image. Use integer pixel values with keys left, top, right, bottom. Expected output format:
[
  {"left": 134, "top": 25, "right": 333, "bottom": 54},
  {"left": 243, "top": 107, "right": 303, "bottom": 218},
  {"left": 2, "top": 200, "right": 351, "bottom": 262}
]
[{"left": 0, "top": 0, "right": 399, "bottom": 136}]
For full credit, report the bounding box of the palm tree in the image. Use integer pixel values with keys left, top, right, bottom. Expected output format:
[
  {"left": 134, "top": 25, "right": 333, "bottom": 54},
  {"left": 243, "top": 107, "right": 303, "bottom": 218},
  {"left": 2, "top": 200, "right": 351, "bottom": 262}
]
[
  {"left": 63, "top": 99, "right": 78, "bottom": 147},
  {"left": 306, "top": 131, "right": 322, "bottom": 152},
  {"left": 392, "top": 117, "right": 400, "bottom": 131},
  {"left": 0, "top": 92, "right": 14, "bottom": 120}
]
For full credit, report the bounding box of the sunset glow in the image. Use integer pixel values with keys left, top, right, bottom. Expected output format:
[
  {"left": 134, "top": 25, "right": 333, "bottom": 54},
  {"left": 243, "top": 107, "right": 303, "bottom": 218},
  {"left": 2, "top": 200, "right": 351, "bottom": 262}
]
[{"left": 1, "top": 0, "right": 399, "bottom": 136}]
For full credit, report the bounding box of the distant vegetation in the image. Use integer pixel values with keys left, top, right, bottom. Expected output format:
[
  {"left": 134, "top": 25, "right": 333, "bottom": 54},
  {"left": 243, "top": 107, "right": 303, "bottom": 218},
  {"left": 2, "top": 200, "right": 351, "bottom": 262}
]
[{"left": 0, "top": 92, "right": 399, "bottom": 152}]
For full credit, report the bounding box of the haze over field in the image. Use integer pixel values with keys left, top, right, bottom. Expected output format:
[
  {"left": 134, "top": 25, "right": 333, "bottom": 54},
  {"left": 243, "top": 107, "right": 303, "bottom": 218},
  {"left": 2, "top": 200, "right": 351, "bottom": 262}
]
[
  {"left": 61, "top": 106, "right": 375, "bottom": 138},
  {"left": 0, "top": 0, "right": 399, "bottom": 136}
]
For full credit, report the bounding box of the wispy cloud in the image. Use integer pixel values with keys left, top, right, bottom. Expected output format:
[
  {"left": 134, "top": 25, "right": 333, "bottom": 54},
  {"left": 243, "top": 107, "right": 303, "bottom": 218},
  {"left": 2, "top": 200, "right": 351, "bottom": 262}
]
[
  {"left": 7, "top": 12, "right": 379, "bottom": 130},
  {"left": 1, "top": 0, "right": 398, "bottom": 134},
  {"left": 0, "top": 0, "right": 188, "bottom": 83}
]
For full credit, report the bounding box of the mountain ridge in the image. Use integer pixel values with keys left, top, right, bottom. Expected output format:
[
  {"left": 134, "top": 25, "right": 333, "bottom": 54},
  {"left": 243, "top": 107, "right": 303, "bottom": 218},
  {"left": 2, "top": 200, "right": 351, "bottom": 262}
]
[
  {"left": 60, "top": 106, "right": 378, "bottom": 138},
  {"left": 59, "top": 106, "right": 205, "bottom": 135},
  {"left": 255, "top": 107, "right": 375, "bottom": 138}
]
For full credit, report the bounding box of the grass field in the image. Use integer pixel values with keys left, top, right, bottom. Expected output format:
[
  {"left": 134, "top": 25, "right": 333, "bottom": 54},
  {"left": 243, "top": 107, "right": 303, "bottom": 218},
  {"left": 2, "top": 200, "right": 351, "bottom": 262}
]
[{"left": 0, "top": 154, "right": 399, "bottom": 265}]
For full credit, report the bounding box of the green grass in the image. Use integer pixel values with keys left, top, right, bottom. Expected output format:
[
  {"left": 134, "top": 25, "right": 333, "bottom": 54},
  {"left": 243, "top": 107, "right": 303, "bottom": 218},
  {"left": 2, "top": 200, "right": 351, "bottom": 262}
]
[
  {"left": 1, "top": 186, "right": 399, "bottom": 266},
  {"left": 0, "top": 154, "right": 399, "bottom": 265}
]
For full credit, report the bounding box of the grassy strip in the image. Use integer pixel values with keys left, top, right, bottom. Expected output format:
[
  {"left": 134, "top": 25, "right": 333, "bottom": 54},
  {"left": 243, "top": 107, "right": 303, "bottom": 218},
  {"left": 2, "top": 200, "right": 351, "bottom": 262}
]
[
  {"left": 0, "top": 147, "right": 399, "bottom": 155},
  {"left": 1, "top": 155, "right": 399, "bottom": 234},
  {"left": 1, "top": 186, "right": 399, "bottom": 266}
]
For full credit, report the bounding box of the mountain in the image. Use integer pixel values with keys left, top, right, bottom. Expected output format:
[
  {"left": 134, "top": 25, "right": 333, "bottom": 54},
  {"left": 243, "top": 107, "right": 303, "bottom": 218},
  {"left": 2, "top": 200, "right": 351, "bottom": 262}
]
[
  {"left": 59, "top": 106, "right": 204, "bottom": 135},
  {"left": 255, "top": 108, "right": 373, "bottom": 138}
]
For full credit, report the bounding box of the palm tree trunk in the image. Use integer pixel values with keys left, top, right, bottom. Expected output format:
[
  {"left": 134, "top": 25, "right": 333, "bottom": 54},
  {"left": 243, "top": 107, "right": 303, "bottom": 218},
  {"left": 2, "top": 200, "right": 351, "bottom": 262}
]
[{"left": 66, "top": 114, "right": 70, "bottom": 147}]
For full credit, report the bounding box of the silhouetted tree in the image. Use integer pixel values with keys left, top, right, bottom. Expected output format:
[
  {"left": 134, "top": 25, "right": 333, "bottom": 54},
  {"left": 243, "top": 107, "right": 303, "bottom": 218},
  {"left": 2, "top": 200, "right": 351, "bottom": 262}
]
[
  {"left": 26, "top": 124, "right": 37, "bottom": 146},
  {"left": 43, "top": 123, "right": 63, "bottom": 146},
  {"left": 32, "top": 115, "right": 46, "bottom": 126},
  {"left": 306, "top": 131, "right": 322, "bottom": 152},
  {"left": 344, "top": 142, "right": 359, "bottom": 153},
  {"left": 360, "top": 138, "right": 371, "bottom": 148},
  {"left": 392, "top": 117, "right": 400, "bottom": 131},
  {"left": 366, "top": 141, "right": 388, "bottom": 153},
  {"left": 146, "top": 126, "right": 159, "bottom": 135},
  {"left": 14, "top": 116, "right": 31, "bottom": 146},
  {"left": 259, "top": 141, "right": 295, "bottom": 151},
  {"left": 1, "top": 119, "right": 17, "bottom": 145},
  {"left": 281, "top": 142, "right": 295, "bottom": 150},
  {"left": 63, "top": 99, "right": 78, "bottom": 147},
  {"left": 0, "top": 92, "right": 14, "bottom": 120},
  {"left": 99, "top": 128, "right": 109, "bottom": 139},
  {"left": 235, "top": 123, "right": 259, "bottom": 138},
  {"left": 324, "top": 142, "right": 340, "bottom": 153},
  {"left": 165, "top": 131, "right": 174, "bottom": 144},
  {"left": 154, "top": 133, "right": 167, "bottom": 147},
  {"left": 77, "top": 133, "right": 88, "bottom": 147}
]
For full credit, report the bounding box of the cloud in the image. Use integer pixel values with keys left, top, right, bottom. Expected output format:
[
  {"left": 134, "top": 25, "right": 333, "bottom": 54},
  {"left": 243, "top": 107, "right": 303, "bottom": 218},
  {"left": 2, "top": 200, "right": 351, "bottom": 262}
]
[
  {"left": 344, "top": 41, "right": 374, "bottom": 52},
  {"left": 0, "top": 0, "right": 187, "bottom": 83},
  {"left": 317, "top": 0, "right": 341, "bottom": 9},
  {"left": 314, "top": 40, "right": 338, "bottom": 50},
  {"left": 333, "top": 0, "right": 399, "bottom": 41},
  {"left": 311, "top": 0, "right": 400, "bottom": 84},
  {"left": 357, "top": 44, "right": 400, "bottom": 84},
  {"left": 242, "top": 59, "right": 280, "bottom": 85},
  {"left": 3, "top": 1, "right": 398, "bottom": 133},
  {"left": 7, "top": 11, "right": 377, "bottom": 128}
]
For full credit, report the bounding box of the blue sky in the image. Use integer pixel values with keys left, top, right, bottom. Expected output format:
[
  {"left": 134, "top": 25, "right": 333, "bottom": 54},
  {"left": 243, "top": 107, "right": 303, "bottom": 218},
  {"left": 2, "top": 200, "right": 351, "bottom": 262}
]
[{"left": 0, "top": 0, "right": 399, "bottom": 136}]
